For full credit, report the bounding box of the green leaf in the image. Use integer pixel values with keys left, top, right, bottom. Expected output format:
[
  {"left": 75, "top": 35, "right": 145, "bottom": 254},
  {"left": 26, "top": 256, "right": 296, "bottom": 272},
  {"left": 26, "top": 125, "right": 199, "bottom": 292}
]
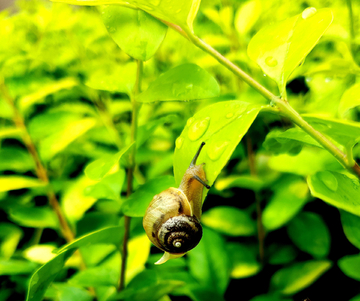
[
  {"left": 248, "top": 8, "right": 333, "bottom": 95},
  {"left": 262, "top": 176, "right": 308, "bottom": 231},
  {"left": 263, "top": 127, "right": 322, "bottom": 155},
  {"left": 23, "top": 245, "right": 57, "bottom": 264},
  {"left": 0, "top": 259, "right": 38, "bottom": 276},
  {"left": 287, "top": 212, "right": 330, "bottom": 258},
  {"left": 227, "top": 243, "right": 261, "bottom": 278},
  {"left": 84, "top": 142, "right": 135, "bottom": 181},
  {"left": 70, "top": 266, "right": 119, "bottom": 286},
  {"left": 268, "top": 244, "right": 297, "bottom": 265},
  {"left": 214, "top": 175, "right": 264, "bottom": 192},
  {"left": 0, "top": 223, "right": 23, "bottom": 259},
  {"left": 270, "top": 260, "right": 332, "bottom": 295},
  {"left": 121, "top": 175, "right": 175, "bottom": 217},
  {"left": 235, "top": 0, "right": 261, "bottom": 36},
  {"left": 114, "top": 270, "right": 184, "bottom": 301},
  {"left": 304, "top": 115, "right": 360, "bottom": 148},
  {"left": 26, "top": 226, "right": 123, "bottom": 301},
  {"left": 0, "top": 176, "right": 46, "bottom": 192},
  {"left": 174, "top": 101, "right": 265, "bottom": 195},
  {"left": 202, "top": 206, "right": 256, "bottom": 236},
  {"left": 99, "top": 6, "right": 167, "bottom": 61},
  {"left": 85, "top": 62, "right": 137, "bottom": 94},
  {"left": 350, "top": 295, "right": 360, "bottom": 301},
  {"left": 187, "top": 227, "right": 231, "bottom": 295},
  {"left": 52, "top": 0, "right": 201, "bottom": 33},
  {"left": 340, "top": 210, "right": 360, "bottom": 249},
  {"left": 250, "top": 294, "right": 292, "bottom": 301},
  {"left": 338, "top": 254, "right": 360, "bottom": 281},
  {"left": 84, "top": 169, "right": 126, "bottom": 202},
  {"left": 339, "top": 83, "right": 360, "bottom": 116},
  {"left": 9, "top": 207, "right": 59, "bottom": 229},
  {"left": 308, "top": 171, "right": 360, "bottom": 217},
  {"left": 44, "top": 283, "right": 93, "bottom": 301},
  {"left": 137, "top": 64, "right": 220, "bottom": 103},
  {"left": 0, "top": 147, "right": 34, "bottom": 172}
]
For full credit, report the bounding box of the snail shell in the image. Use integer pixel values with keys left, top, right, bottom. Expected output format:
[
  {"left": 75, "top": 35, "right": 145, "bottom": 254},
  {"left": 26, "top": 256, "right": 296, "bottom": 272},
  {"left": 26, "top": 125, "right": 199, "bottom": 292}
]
[{"left": 143, "top": 142, "right": 209, "bottom": 264}]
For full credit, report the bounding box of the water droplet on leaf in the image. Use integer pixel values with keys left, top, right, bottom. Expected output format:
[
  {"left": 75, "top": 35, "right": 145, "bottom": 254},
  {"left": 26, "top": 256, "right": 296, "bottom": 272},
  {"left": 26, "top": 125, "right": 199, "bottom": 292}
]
[
  {"left": 302, "top": 7, "right": 317, "bottom": 19},
  {"left": 186, "top": 117, "right": 195, "bottom": 126},
  {"left": 226, "top": 112, "right": 234, "bottom": 119},
  {"left": 265, "top": 56, "right": 278, "bottom": 67},
  {"left": 188, "top": 117, "right": 210, "bottom": 141},
  {"left": 207, "top": 141, "right": 229, "bottom": 161},
  {"left": 175, "top": 137, "right": 184, "bottom": 149},
  {"left": 149, "top": 0, "right": 161, "bottom": 6},
  {"left": 319, "top": 171, "right": 338, "bottom": 192}
]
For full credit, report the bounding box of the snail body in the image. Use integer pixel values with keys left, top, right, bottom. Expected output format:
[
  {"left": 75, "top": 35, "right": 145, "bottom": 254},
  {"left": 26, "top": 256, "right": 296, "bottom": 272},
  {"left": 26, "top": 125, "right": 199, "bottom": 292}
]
[{"left": 143, "top": 142, "right": 210, "bottom": 264}]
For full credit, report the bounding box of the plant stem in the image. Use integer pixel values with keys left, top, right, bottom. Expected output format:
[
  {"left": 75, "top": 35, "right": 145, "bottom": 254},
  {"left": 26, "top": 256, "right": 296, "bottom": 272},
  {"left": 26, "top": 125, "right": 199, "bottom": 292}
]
[
  {"left": 0, "top": 80, "right": 75, "bottom": 243},
  {"left": 118, "top": 59, "right": 143, "bottom": 292},
  {"left": 246, "top": 135, "right": 265, "bottom": 264},
  {"left": 183, "top": 32, "right": 360, "bottom": 178}
]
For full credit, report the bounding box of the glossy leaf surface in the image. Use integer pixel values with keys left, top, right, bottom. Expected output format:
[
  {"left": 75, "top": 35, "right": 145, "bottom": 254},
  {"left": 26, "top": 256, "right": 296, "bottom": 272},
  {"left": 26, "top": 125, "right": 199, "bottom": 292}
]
[
  {"left": 99, "top": 6, "right": 167, "bottom": 61},
  {"left": 137, "top": 64, "right": 220, "bottom": 103},
  {"left": 308, "top": 171, "right": 360, "bottom": 217},
  {"left": 340, "top": 210, "right": 360, "bottom": 249},
  {"left": 248, "top": 8, "right": 333, "bottom": 95},
  {"left": 338, "top": 254, "right": 360, "bottom": 281}
]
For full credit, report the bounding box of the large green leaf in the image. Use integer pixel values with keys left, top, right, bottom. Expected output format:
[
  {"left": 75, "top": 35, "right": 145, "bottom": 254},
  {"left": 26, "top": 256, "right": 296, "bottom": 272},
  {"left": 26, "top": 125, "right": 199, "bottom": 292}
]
[
  {"left": 248, "top": 8, "right": 333, "bottom": 95},
  {"left": 263, "top": 127, "right": 322, "bottom": 155},
  {"left": 270, "top": 260, "right": 332, "bottom": 295},
  {"left": 201, "top": 206, "right": 256, "bottom": 236},
  {"left": 308, "top": 171, "right": 360, "bottom": 217},
  {"left": 121, "top": 175, "right": 175, "bottom": 217},
  {"left": 287, "top": 212, "right": 330, "bottom": 258},
  {"left": 174, "top": 101, "right": 265, "bottom": 197},
  {"left": 44, "top": 283, "right": 93, "bottom": 301},
  {"left": 98, "top": 6, "right": 167, "bottom": 61},
  {"left": 304, "top": 115, "right": 360, "bottom": 148},
  {"left": 0, "top": 147, "right": 34, "bottom": 172},
  {"left": 262, "top": 176, "right": 308, "bottom": 231},
  {"left": 0, "top": 223, "right": 23, "bottom": 259},
  {"left": 9, "top": 207, "right": 59, "bottom": 229},
  {"left": 0, "top": 259, "right": 38, "bottom": 276},
  {"left": 137, "top": 64, "right": 220, "bottom": 103},
  {"left": 26, "top": 226, "right": 123, "bottom": 301},
  {"left": 339, "top": 83, "right": 360, "bottom": 117},
  {"left": 0, "top": 176, "right": 46, "bottom": 192},
  {"left": 52, "top": 0, "right": 201, "bottom": 33},
  {"left": 340, "top": 210, "right": 360, "bottom": 249},
  {"left": 187, "top": 228, "right": 231, "bottom": 295},
  {"left": 338, "top": 254, "right": 360, "bottom": 281}
]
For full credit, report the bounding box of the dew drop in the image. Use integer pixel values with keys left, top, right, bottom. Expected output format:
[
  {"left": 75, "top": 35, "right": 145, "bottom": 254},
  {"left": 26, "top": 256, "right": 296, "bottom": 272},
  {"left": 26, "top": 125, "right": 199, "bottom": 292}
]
[
  {"left": 207, "top": 141, "right": 229, "bottom": 161},
  {"left": 302, "top": 7, "right": 317, "bottom": 19},
  {"left": 186, "top": 117, "right": 195, "bottom": 126},
  {"left": 265, "top": 56, "right": 278, "bottom": 67},
  {"left": 319, "top": 171, "right": 338, "bottom": 192},
  {"left": 226, "top": 112, "right": 234, "bottom": 119},
  {"left": 149, "top": 0, "right": 161, "bottom": 6},
  {"left": 186, "top": 83, "right": 193, "bottom": 90},
  {"left": 175, "top": 136, "right": 184, "bottom": 149},
  {"left": 188, "top": 117, "right": 210, "bottom": 141}
]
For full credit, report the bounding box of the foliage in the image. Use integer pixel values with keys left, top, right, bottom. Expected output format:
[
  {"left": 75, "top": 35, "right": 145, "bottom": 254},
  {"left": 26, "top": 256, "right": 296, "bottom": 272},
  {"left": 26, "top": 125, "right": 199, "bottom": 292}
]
[{"left": 1, "top": 0, "right": 360, "bottom": 300}]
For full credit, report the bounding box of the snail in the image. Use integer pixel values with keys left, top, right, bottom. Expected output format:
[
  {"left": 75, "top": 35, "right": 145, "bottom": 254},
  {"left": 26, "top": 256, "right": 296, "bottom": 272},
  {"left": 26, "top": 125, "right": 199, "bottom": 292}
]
[{"left": 143, "top": 142, "right": 210, "bottom": 264}]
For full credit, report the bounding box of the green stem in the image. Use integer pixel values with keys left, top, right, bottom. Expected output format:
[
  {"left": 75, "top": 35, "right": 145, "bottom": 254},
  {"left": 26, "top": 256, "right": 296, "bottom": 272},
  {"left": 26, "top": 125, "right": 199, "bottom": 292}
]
[
  {"left": 118, "top": 59, "right": 143, "bottom": 292},
  {"left": 183, "top": 31, "right": 360, "bottom": 178}
]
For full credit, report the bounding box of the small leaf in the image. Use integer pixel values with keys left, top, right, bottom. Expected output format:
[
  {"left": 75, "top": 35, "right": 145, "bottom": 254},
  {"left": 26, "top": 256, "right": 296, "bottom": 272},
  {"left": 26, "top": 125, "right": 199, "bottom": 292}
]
[
  {"left": 263, "top": 127, "right": 322, "bottom": 155},
  {"left": 84, "top": 142, "right": 135, "bottom": 181},
  {"left": 174, "top": 101, "right": 265, "bottom": 200},
  {"left": 287, "top": 212, "right": 330, "bottom": 258},
  {"left": 270, "top": 260, "right": 332, "bottom": 295},
  {"left": 23, "top": 245, "right": 57, "bottom": 264},
  {"left": 268, "top": 244, "right": 298, "bottom": 265},
  {"left": 99, "top": 5, "right": 167, "bottom": 61},
  {"left": 44, "top": 283, "right": 93, "bottom": 301},
  {"left": 0, "top": 176, "right": 46, "bottom": 192},
  {"left": 250, "top": 294, "right": 292, "bottom": 301},
  {"left": 9, "top": 207, "right": 59, "bottom": 229},
  {"left": 137, "top": 64, "right": 220, "bottom": 103},
  {"left": 0, "top": 223, "right": 23, "bottom": 259},
  {"left": 308, "top": 171, "right": 360, "bottom": 217},
  {"left": 227, "top": 243, "right": 261, "bottom": 278},
  {"left": 262, "top": 176, "right": 308, "bottom": 231},
  {"left": 0, "top": 259, "right": 38, "bottom": 276},
  {"left": 202, "top": 206, "right": 256, "bottom": 236},
  {"left": 248, "top": 8, "right": 333, "bottom": 95},
  {"left": 0, "top": 147, "right": 34, "bottom": 172},
  {"left": 121, "top": 175, "right": 175, "bottom": 217},
  {"left": 340, "top": 210, "right": 360, "bottom": 249},
  {"left": 187, "top": 228, "right": 231, "bottom": 295},
  {"left": 339, "top": 83, "right": 360, "bottom": 116},
  {"left": 235, "top": 0, "right": 261, "bottom": 35},
  {"left": 338, "top": 254, "right": 360, "bottom": 281},
  {"left": 27, "top": 226, "right": 123, "bottom": 301}
]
